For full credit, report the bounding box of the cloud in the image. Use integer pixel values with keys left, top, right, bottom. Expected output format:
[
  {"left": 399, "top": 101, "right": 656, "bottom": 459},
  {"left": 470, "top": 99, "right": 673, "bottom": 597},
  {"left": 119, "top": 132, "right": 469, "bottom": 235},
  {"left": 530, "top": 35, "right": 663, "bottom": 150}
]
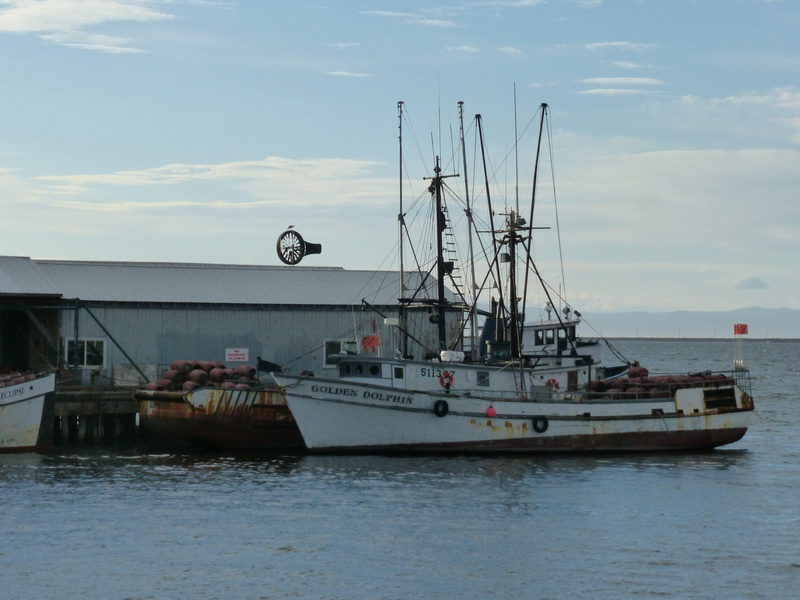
[
  {"left": 585, "top": 41, "right": 659, "bottom": 52},
  {"left": 527, "top": 80, "right": 562, "bottom": 89},
  {"left": 40, "top": 30, "right": 145, "bottom": 54},
  {"left": 550, "top": 142, "right": 799, "bottom": 310},
  {"left": 360, "top": 10, "right": 459, "bottom": 28},
  {"left": 580, "top": 77, "right": 663, "bottom": 86},
  {"left": 723, "top": 87, "right": 800, "bottom": 142},
  {"left": 612, "top": 61, "right": 653, "bottom": 69},
  {"left": 735, "top": 277, "right": 769, "bottom": 290},
  {"left": 497, "top": 46, "right": 523, "bottom": 55},
  {"left": 577, "top": 88, "right": 648, "bottom": 96},
  {"left": 34, "top": 157, "right": 392, "bottom": 208},
  {"left": 676, "top": 87, "right": 800, "bottom": 144},
  {"left": 329, "top": 42, "right": 360, "bottom": 49},
  {"left": 472, "top": 0, "right": 546, "bottom": 5},
  {"left": 555, "top": 146, "right": 800, "bottom": 267},
  {"left": 327, "top": 71, "right": 372, "bottom": 77},
  {"left": 577, "top": 77, "right": 664, "bottom": 96},
  {"left": 0, "top": 156, "right": 399, "bottom": 261},
  {"left": 0, "top": 0, "right": 176, "bottom": 52},
  {"left": 448, "top": 45, "right": 479, "bottom": 53}
]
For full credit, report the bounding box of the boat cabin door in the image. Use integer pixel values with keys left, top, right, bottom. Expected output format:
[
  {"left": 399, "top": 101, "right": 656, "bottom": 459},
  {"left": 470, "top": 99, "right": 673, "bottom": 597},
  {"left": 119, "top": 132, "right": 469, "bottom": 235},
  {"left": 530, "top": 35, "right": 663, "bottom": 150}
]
[
  {"left": 391, "top": 364, "right": 406, "bottom": 389},
  {"left": 567, "top": 370, "right": 579, "bottom": 391}
]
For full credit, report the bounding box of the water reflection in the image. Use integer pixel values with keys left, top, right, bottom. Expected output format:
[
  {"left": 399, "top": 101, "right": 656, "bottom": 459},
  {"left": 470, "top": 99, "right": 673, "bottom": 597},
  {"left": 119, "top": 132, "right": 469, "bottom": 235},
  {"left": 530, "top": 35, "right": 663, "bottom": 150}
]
[{"left": 0, "top": 339, "right": 796, "bottom": 600}]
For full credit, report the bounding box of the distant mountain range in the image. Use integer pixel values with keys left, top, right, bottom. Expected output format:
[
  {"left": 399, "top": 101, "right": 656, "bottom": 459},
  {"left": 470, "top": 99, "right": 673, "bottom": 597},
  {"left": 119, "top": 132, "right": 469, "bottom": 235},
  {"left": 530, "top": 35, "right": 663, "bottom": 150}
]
[{"left": 579, "top": 307, "right": 800, "bottom": 339}]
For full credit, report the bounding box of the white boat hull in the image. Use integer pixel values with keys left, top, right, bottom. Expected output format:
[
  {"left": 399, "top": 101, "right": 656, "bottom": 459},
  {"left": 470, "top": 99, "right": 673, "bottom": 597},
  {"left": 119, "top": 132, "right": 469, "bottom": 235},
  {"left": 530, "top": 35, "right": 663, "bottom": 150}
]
[
  {"left": 0, "top": 373, "right": 56, "bottom": 452},
  {"left": 273, "top": 375, "right": 753, "bottom": 453}
]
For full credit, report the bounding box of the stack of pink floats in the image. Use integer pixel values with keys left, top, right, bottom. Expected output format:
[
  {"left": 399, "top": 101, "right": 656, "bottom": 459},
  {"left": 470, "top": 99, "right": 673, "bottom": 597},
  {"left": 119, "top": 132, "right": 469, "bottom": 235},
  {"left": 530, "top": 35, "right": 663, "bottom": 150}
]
[
  {"left": 0, "top": 369, "right": 37, "bottom": 388},
  {"left": 144, "top": 360, "right": 260, "bottom": 392},
  {"left": 588, "top": 366, "right": 735, "bottom": 399}
]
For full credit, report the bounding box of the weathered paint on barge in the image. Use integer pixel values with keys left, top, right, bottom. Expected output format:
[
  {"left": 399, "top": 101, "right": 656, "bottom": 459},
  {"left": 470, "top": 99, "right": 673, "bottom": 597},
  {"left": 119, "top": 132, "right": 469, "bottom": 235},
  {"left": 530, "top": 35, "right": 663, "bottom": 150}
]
[{"left": 136, "top": 385, "right": 304, "bottom": 450}]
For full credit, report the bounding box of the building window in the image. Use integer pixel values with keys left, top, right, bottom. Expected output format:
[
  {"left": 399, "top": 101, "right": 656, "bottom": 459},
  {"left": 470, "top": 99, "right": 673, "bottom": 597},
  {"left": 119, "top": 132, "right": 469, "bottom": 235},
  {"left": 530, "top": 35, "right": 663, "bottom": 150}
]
[
  {"left": 323, "top": 339, "right": 358, "bottom": 367},
  {"left": 65, "top": 339, "right": 106, "bottom": 368}
]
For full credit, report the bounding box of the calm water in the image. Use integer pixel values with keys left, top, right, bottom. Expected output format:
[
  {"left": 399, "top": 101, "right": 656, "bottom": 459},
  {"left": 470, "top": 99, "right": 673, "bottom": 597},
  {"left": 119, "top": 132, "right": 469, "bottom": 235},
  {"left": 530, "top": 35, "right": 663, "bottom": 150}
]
[{"left": 1, "top": 339, "right": 798, "bottom": 600}]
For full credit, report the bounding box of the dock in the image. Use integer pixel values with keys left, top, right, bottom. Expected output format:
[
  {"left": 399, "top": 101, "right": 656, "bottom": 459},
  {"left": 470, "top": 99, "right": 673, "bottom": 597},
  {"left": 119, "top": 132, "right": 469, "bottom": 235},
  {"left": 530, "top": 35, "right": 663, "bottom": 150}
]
[{"left": 54, "top": 387, "right": 138, "bottom": 445}]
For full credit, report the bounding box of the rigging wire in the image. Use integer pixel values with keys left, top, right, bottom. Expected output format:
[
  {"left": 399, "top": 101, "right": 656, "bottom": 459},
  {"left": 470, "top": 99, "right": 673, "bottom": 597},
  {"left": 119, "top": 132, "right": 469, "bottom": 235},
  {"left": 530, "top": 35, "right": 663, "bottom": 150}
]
[
  {"left": 546, "top": 111, "right": 568, "bottom": 305},
  {"left": 393, "top": 100, "right": 636, "bottom": 368}
]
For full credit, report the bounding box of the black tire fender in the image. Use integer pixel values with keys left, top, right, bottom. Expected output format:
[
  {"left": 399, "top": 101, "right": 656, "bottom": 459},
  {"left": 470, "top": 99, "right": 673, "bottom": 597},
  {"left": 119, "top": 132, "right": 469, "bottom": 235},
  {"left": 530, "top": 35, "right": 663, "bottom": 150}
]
[
  {"left": 433, "top": 400, "right": 449, "bottom": 417},
  {"left": 532, "top": 416, "right": 549, "bottom": 433}
]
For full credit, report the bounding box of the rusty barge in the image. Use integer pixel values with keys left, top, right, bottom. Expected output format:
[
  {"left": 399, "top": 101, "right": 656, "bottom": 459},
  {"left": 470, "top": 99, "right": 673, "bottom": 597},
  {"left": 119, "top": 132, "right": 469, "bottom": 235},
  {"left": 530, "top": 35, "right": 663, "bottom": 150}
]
[{"left": 134, "top": 361, "right": 304, "bottom": 450}]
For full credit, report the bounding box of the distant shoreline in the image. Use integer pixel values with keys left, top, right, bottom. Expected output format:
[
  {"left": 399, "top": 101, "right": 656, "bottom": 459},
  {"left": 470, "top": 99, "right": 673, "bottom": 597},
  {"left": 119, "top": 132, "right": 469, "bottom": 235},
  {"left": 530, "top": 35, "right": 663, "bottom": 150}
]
[{"left": 605, "top": 337, "right": 798, "bottom": 342}]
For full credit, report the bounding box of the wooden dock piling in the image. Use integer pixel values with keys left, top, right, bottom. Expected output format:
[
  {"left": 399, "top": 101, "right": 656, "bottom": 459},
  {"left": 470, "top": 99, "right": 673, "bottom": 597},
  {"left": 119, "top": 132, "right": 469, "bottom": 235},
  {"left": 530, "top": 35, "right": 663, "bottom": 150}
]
[{"left": 54, "top": 387, "right": 138, "bottom": 445}]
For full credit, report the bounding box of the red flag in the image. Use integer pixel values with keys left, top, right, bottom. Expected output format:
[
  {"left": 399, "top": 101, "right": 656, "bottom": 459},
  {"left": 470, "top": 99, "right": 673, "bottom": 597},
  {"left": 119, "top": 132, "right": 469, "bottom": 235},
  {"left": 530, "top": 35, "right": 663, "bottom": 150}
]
[
  {"left": 734, "top": 323, "right": 749, "bottom": 335},
  {"left": 361, "top": 335, "right": 381, "bottom": 351}
]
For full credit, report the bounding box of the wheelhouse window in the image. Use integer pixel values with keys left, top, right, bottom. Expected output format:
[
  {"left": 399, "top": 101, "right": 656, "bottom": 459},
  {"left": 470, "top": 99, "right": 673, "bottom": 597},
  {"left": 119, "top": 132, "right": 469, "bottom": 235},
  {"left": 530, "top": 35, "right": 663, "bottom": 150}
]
[
  {"left": 340, "top": 362, "right": 383, "bottom": 379},
  {"left": 65, "top": 339, "right": 106, "bottom": 368},
  {"left": 535, "top": 326, "right": 575, "bottom": 348},
  {"left": 558, "top": 328, "right": 568, "bottom": 349},
  {"left": 323, "top": 339, "right": 358, "bottom": 367},
  {"left": 477, "top": 371, "right": 490, "bottom": 387}
]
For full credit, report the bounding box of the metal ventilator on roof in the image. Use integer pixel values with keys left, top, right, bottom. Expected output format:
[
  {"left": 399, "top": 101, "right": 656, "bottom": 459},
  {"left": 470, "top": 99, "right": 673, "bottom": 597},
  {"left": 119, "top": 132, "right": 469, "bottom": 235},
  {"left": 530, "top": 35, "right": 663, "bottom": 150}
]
[{"left": 276, "top": 227, "right": 322, "bottom": 265}]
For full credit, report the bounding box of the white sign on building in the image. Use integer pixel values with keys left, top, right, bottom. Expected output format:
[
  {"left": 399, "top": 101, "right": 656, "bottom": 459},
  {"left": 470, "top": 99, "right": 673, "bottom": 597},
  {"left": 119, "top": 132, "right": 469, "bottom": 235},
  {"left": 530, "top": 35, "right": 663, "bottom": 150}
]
[{"left": 225, "top": 348, "right": 249, "bottom": 362}]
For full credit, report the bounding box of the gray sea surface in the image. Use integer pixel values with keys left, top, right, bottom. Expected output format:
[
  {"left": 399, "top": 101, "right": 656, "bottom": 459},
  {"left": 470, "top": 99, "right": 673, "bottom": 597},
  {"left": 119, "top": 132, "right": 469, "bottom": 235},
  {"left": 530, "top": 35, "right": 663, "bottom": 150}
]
[{"left": 1, "top": 339, "right": 798, "bottom": 599}]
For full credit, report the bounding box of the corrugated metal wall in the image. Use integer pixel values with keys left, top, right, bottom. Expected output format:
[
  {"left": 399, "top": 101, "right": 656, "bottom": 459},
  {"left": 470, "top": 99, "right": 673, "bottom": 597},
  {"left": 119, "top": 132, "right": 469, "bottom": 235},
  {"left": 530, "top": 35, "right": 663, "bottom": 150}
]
[{"left": 57, "top": 303, "right": 449, "bottom": 386}]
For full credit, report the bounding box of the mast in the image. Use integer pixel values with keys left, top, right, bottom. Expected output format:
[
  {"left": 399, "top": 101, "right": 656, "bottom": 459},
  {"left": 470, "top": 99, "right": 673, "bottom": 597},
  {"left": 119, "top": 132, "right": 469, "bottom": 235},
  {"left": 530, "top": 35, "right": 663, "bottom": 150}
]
[
  {"left": 423, "top": 156, "right": 458, "bottom": 352},
  {"left": 476, "top": 115, "right": 503, "bottom": 303},
  {"left": 397, "top": 101, "right": 408, "bottom": 357},
  {"left": 519, "top": 103, "right": 580, "bottom": 359},
  {"left": 434, "top": 158, "right": 447, "bottom": 351},
  {"left": 508, "top": 87, "right": 523, "bottom": 359},
  {"left": 514, "top": 84, "right": 520, "bottom": 216},
  {"left": 508, "top": 211, "right": 522, "bottom": 359},
  {"left": 458, "top": 102, "right": 478, "bottom": 355},
  {"left": 527, "top": 104, "right": 547, "bottom": 233},
  {"left": 521, "top": 103, "right": 548, "bottom": 328}
]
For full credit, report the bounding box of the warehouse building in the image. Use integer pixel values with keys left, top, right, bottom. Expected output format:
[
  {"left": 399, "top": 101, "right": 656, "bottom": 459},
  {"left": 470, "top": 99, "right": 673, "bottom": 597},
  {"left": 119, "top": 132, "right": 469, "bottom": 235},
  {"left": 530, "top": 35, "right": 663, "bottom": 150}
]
[{"left": 0, "top": 256, "right": 459, "bottom": 387}]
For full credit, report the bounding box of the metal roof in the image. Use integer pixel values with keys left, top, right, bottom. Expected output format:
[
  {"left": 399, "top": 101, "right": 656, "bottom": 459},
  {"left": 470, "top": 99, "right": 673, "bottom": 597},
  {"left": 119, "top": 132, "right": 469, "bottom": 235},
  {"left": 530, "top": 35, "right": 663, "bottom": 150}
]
[
  {"left": 0, "top": 256, "right": 61, "bottom": 297},
  {"left": 0, "top": 257, "right": 444, "bottom": 307}
]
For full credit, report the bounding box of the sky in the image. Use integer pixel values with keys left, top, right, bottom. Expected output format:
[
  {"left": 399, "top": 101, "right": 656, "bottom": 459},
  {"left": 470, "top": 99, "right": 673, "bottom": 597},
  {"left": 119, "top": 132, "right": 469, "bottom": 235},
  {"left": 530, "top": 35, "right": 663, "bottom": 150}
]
[{"left": 0, "top": 0, "right": 798, "bottom": 317}]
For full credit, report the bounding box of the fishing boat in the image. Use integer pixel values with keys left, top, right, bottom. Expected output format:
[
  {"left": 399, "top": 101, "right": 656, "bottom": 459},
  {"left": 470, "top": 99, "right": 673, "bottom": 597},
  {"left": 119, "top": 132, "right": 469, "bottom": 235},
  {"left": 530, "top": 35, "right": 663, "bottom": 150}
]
[
  {"left": 135, "top": 361, "right": 303, "bottom": 450},
  {"left": 0, "top": 371, "right": 57, "bottom": 452},
  {"left": 272, "top": 102, "right": 754, "bottom": 453}
]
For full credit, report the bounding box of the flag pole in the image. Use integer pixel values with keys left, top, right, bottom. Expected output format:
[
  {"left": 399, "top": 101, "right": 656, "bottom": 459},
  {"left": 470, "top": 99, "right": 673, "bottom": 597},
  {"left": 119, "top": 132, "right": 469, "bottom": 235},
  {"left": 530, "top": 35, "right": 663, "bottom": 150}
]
[{"left": 733, "top": 322, "right": 748, "bottom": 370}]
